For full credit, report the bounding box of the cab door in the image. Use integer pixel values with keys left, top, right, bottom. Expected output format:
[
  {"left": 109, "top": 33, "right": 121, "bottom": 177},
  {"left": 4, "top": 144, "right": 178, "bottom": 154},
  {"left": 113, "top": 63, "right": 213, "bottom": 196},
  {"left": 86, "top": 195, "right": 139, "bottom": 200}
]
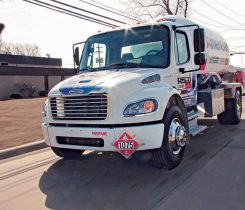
[{"left": 174, "top": 29, "right": 197, "bottom": 108}]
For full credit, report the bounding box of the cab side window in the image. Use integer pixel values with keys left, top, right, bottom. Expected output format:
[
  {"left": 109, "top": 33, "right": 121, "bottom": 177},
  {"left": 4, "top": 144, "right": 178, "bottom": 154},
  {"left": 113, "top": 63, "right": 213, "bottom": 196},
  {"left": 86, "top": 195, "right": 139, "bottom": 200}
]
[{"left": 175, "top": 32, "right": 189, "bottom": 65}]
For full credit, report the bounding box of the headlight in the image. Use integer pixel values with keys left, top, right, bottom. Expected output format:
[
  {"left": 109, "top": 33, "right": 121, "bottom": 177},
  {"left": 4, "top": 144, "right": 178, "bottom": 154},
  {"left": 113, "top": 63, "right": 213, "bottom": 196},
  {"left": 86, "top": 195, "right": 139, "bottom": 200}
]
[
  {"left": 123, "top": 99, "right": 158, "bottom": 116},
  {"left": 42, "top": 99, "right": 48, "bottom": 117}
]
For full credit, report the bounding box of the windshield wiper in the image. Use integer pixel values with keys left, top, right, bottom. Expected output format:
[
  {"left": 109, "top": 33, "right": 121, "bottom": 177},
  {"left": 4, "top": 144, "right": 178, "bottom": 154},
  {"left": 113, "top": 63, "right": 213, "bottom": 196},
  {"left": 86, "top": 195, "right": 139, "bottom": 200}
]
[
  {"left": 80, "top": 63, "right": 137, "bottom": 71},
  {"left": 108, "top": 62, "right": 163, "bottom": 69},
  {"left": 80, "top": 67, "right": 97, "bottom": 72},
  {"left": 107, "top": 62, "right": 141, "bottom": 68},
  {"left": 80, "top": 62, "right": 163, "bottom": 72}
]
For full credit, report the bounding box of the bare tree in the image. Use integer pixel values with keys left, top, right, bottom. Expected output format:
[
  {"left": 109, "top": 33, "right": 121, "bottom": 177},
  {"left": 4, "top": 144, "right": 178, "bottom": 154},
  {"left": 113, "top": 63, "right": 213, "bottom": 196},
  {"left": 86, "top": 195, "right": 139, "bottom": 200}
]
[
  {"left": 0, "top": 41, "right": 41, "bottom": 56},
  {"left": 122, "top": 0, "right": 191, "bottom": 21}
]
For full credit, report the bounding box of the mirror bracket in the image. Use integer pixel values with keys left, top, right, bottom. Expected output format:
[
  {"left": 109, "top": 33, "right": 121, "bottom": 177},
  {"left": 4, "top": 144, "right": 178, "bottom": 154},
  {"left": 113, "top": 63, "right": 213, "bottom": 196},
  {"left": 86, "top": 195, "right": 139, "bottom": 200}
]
[
  {"left": 72, "top": 41, "right": 85, "bottom": 74},
  {"left": 179, "top": 68, "right": 199, "bottom": 74}
]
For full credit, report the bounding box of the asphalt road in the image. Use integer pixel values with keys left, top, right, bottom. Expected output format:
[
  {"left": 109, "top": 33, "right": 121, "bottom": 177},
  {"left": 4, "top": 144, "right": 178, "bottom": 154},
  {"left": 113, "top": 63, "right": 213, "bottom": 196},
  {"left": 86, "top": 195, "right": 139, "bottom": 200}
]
[{"left": 1, "top": 98, "right": 245, "bottom": 210}]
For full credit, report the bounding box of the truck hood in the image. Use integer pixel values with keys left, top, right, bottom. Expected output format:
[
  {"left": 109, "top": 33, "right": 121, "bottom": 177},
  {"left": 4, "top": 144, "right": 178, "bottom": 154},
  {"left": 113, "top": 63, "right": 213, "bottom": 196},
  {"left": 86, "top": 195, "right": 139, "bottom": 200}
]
[{"left": 49, "top": 68, "right": 162, "bottom": 96}]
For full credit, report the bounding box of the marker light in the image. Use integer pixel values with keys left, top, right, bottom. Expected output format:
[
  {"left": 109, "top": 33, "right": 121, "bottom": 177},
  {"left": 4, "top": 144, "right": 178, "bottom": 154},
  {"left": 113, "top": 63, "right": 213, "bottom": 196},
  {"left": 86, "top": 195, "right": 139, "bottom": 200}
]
[{"left": 144, "top": 100, "right": 155, "bottom": 113}]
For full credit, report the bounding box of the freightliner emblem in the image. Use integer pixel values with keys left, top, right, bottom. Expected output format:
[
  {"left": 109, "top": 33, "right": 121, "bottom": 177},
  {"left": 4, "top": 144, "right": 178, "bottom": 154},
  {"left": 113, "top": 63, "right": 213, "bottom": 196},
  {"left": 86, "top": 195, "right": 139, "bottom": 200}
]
[{"left": 69, "top": 88, "right": 84, "bottom": 94}]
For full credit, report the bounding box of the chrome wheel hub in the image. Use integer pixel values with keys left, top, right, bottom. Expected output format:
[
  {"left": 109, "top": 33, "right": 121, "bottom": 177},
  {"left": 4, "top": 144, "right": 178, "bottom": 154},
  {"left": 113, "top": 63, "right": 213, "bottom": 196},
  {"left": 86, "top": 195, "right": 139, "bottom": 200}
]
[
  {"left": 169, "top": 118, "right": 187, "bottom": 155},
  {"left": 176, "top": 126, "right": 187, "bottom": 147}
]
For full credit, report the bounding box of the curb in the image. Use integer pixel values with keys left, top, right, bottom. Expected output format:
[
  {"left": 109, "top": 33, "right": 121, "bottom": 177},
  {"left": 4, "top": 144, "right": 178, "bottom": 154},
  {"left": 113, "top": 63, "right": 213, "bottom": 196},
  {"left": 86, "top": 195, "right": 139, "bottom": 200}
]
[{"left": 0, "top": 140, "right": 47, "bottom": 160}]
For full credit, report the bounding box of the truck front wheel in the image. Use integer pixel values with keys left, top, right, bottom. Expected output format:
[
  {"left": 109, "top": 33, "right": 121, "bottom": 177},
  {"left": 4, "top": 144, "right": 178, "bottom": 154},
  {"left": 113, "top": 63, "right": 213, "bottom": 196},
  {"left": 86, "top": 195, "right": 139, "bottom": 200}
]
[
  {"left": 51, "top": 147, "right": 84, "bottom": 159},
  {"left": 152, "top": 105, "right": 187, "bottom": 169},
  {"left": 217, "top": 89, "right": 242, "bottom": 125}
]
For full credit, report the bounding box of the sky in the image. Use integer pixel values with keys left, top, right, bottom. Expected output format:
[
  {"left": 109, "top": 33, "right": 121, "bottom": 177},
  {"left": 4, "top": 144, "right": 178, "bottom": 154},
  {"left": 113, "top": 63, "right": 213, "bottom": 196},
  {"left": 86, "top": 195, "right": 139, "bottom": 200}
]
[{"left": 0, "top": 0, "right": 245, "bottom": 68}]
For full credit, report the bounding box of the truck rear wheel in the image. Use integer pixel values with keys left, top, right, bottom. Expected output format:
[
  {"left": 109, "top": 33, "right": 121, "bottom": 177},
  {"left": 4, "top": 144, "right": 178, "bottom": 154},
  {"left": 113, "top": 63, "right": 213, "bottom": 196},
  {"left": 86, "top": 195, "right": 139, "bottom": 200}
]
[
  {"left": 217, "top": 89, "right": 242, "bottom": 125},
  {"left": 152, "top": 105, "right": 187, "bottom": 169},
  {"left": 51, "top": 147, "right": 84, "bottom": 159}
]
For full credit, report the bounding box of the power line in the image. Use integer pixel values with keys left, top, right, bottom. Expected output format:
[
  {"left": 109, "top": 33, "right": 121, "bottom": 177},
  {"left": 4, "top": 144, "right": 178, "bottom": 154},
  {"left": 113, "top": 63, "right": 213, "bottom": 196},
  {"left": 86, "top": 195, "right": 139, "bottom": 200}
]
[
  {"left": 230, "top": 51, "right": 245, "bottom": 55},
  {"left": 200, "top": 0, "right": 242, "bottom": 25},
  {"left": 213, "top": 0, "right": 245, "bottom": 18},
  {"left": 219, "top": 27, "right": 245, "bottom": 33},
  {"left": 91, "top": 0, "right": 138, "bottom": 20},
  {"left": 49, "top": 0, "right": 126, "bottom": 24},
  {"left": 226, "top": 36, "right": 245, "bottom": 41},
  {"left": 192, "top": 8, "right": 245, "bottom": 34},
  {"left": 23, "top": 0, "right": 115, "bottom": 27},
  {"left": 228, "top": 44, "right": 238, "bottom": 47},
  {"left": 191, "top": 8, "right": 235, "bottom": 28},
  {"left": 191, "top": 17, "right": 230, "bottom": 29},
  {"left": 78, "top": 0, "right": 140, "bottom": 22},
  {"left": 25, "top": 0, "right": 118, "bottom": 27},
  {"left": 230, "top": 44, "right": 245, "bottom": 50}
]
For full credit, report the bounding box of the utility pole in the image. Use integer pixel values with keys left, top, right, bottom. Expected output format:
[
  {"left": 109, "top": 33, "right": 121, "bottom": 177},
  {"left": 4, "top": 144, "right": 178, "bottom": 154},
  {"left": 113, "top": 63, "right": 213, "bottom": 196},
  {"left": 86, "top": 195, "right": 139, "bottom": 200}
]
[{"left": 95, "top": 44, "right": 103, "bottom": 67}]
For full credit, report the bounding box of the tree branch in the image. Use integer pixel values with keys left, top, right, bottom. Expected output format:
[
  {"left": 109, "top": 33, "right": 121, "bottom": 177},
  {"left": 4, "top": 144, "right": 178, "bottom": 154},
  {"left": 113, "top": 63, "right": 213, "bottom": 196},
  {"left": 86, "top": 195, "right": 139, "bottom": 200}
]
[
  {"left": 183, "top": 0, "right": 188, "bottom": 17},
  {"left": 132, "top": 0, "right": 166, "bottom": 9},
  {"left": 175, "top": 0, "right": 180, "bottom": 15},
  {"left": 124, "top": 0, "right": 191, "bottom": 20}
]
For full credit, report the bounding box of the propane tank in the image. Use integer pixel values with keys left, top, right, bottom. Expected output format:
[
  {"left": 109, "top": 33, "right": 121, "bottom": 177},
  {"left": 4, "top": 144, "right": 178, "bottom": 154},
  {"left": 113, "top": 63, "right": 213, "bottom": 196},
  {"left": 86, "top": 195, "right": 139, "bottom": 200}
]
[{"left": 202, "top": 27, "right": 230, "bottom": 73}]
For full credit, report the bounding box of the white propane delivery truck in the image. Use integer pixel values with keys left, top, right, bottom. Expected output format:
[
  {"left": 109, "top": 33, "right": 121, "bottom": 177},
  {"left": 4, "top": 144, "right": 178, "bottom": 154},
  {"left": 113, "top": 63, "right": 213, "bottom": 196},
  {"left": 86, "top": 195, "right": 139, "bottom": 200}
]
[{"left": 42, "top": 16, "right": 242, "bottom": 169}]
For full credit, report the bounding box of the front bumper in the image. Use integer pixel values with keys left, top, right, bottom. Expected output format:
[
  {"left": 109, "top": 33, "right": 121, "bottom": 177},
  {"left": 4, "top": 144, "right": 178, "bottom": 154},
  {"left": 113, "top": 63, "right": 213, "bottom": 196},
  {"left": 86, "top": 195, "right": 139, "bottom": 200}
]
[{"left": 42, "top": 123, "right": 164, "bottom": 151}]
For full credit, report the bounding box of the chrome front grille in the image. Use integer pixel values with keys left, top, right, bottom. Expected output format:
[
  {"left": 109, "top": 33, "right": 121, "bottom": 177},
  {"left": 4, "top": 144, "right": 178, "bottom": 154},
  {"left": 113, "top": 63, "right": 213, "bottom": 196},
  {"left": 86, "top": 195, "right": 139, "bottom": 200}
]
[{"left": 50, "top": 94, "right": 108, "bottom": 120}]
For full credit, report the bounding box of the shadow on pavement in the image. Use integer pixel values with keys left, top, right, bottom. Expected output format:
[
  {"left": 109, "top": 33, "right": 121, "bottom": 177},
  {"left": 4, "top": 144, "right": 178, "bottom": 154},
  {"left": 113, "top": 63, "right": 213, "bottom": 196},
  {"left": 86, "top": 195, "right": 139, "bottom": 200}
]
[{"left": 39, "top": 118, "right": 245, "bottom": 210}]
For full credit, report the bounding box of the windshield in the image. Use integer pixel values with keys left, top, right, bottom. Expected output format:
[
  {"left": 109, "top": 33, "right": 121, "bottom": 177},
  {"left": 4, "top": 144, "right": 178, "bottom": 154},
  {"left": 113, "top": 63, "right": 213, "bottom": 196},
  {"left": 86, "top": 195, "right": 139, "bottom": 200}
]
[{"left": 80, "top": 25, "right": 170, "bottom": 72}]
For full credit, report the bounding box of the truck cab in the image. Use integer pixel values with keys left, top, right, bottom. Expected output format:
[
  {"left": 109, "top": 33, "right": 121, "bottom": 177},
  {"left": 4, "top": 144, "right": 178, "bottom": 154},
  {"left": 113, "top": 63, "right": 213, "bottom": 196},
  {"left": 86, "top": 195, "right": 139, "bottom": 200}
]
[{"left": 42, "top": 16, "right": 242, "bottom": 169}]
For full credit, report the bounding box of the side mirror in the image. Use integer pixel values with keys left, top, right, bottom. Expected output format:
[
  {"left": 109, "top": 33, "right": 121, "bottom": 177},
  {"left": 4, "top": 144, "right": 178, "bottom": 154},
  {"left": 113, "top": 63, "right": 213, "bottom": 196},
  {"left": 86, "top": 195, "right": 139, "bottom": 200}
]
[
  {"left": 194, "top": 29, "right": 205, "bottom": 52},
  {"left": 179, "top": 53, "right": 206, "bottom": 73},
  {"left": 194, "top": 53, "right": 206, "bottom": 65},
  {"left": 74, "top": 47, "right": 80, "bottom": 66}
]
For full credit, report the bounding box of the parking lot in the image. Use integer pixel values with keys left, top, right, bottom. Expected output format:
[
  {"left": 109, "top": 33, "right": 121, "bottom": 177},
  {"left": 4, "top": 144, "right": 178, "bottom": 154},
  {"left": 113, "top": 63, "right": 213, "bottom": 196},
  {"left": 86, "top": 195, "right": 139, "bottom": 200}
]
[{"left": 0, "top": 98, "right": 45, "bottom": 149}]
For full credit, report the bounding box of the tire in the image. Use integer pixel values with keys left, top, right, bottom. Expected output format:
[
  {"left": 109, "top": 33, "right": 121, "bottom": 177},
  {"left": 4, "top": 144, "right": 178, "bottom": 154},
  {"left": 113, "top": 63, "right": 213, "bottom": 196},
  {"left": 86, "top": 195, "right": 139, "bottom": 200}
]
[
  {"left": 51, "top": 147, "right": 84, "bottom": 159},
  {"left": 152, "top": 105, "right": 188, "bottom": 169},
  {"left": 217, "top": 89, "right": 242, "bottom": 125}
]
